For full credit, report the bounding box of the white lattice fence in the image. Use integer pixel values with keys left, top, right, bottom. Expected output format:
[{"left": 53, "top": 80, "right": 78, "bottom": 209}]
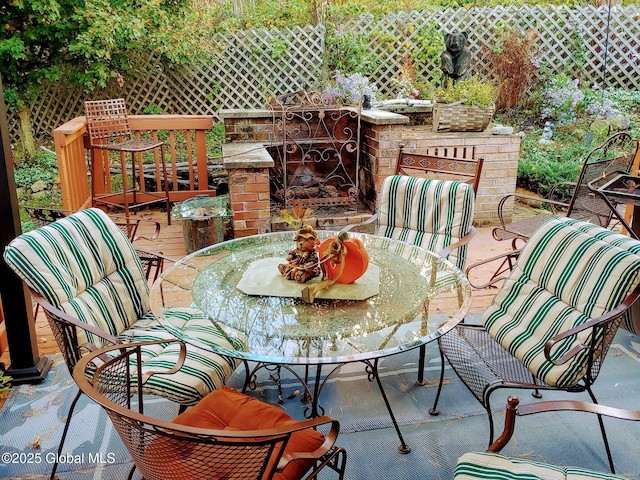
[
  {"left": 165, "top": 24, "right": 326, "bottom": 113},
  {"left": 343, "top": 5, "right": 640, "bottom": 99},
  {"left": 7, "top": 5, "right": 639, "bottom": 145}
]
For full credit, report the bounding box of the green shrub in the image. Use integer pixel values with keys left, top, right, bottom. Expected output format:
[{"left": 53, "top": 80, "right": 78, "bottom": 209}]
[
  {"left": 12, "top": 149, "right": 58, "bottom": 190},
  {"left": 517, "top": 129, "right": 589, "bottom": 198},
  {"left": 0, "top": 370, "right": 11, "bottom": 399},
  {"left": 435, "top": 76, "right": 497, "bottom": 108}
]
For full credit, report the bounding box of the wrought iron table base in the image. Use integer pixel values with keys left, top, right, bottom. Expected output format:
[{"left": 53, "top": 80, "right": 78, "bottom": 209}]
[{"left": 242, "top": 358, "right": 411, "bottom": 453}]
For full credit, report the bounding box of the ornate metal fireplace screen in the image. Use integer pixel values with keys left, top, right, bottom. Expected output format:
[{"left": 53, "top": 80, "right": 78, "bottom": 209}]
[{"left": 268, "top": 91, "right": 360, "bottom": 211}]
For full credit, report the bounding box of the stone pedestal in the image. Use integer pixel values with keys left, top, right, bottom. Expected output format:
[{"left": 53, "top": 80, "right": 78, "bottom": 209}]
[{"left": 222, "top": 143, "right": 273, "bottom": 237}]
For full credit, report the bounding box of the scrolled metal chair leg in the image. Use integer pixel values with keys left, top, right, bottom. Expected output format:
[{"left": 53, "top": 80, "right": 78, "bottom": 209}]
[
  {"left": 50, "top": 388, "right": 82, "bottom": 480},
  {"left": 587, "top": 388, "right": 616, "bottom": 473}
]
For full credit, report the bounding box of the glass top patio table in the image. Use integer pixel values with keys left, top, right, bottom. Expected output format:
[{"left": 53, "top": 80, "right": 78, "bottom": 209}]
[{"left": 149, "top": 231, "right": 472, "bottom": 365}]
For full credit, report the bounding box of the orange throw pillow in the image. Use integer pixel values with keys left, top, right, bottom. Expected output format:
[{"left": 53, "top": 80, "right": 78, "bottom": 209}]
[{"left": 172, "top": 387, "right": 325, "bottom": 480}]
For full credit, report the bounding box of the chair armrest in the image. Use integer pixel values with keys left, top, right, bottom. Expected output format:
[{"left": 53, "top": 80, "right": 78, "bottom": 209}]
[
  {"left": 439, "top": 225, "right": 476, "bottom": 259},
  {"left": 547, "top": 181, "right": 576, "bottom": 211},
  {"left": 134, "top": 248, "right": 178, "bottom": 282},
  {"left": 488, "top": 395, "right": 640, "bottom": 455},
  {"left": 134, "top": 248, "right": 178, "bottom": 265},
  {"left": 516, "top": 398, "right": 640, "bottom": 422},
  {"left": 126, "top": 339, "right": 187, "bottom": 384},
  {"left": 339, "top": 212, "right": 378, "bottom": 233},
  {"left": 464, "top": 249, "right": 522, "bottom": 289},
  {"left": 544, "top": 283, "right": 640, "bottom": 365},
  {"left": 487, "top": 396, "right": 520, "bottom": 453},
  {"left": 111, "top": 216, "right": 161, "bottom": 241},
  {"left": 496, "top": 193, "right": 569, "bottom": 231},
  {"left": 277, "top": 416, "right": 340, "bottom": 468}
]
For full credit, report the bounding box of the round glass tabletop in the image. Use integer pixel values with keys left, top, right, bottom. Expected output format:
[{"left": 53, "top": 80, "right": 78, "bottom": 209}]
[{"left": 150, "top": 231, "right": 472, "bottom": 365}]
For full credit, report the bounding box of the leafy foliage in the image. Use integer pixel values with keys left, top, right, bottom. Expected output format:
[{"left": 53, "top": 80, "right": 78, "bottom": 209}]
[
  {"left": 435, "top": 76, "right": 497, "bottom": 108},
  {"left": 0, "top": 370, "right": 11, "bottom": 399},
  {"left": 484, "top": 26, "right": 540, "bottom": 111},
  {"left": 0, "top": 0, "right": 83, "bottom": 105},
  {"left": 540, "top": 74, "right": 585, "bottom": 125},
  {"left": 12, "top": 149, "right": 58, "bottom": 190},
  {"left": 517, "top": 130, "right": 590, "bottom": 197},
  {"left": 324, "top": 72, "right": 377, "bottom": 104},
  {"left": 1, "top": 0, "right": 217, "bottom": 107},
  {"left": 324, "top": 27, "right": 380, "bottom": 76}
]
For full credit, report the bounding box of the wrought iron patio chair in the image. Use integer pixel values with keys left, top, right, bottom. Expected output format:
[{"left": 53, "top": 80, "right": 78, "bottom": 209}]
[
  {"left": 3, "top": 208, "right": 245, "bottom": 479},
  {"left": 455, "top": 396, "right": 640, "bottom": 478},
  {"left": 430, "top": 216, "right": 640, "bottom": 474},
  {"left": 492, "top": 132, "right": 638, "bottom": 250},
  {"left": 395, "top": 143, "right": 484, "bottom": 195},
  {"left": 73, "top": 340, "right": 347, "bottom": 480},
  {"left": 374, "top": 175, "right": 476, "bottom": 386},
  {"left": 85, "top": 98, "right": 172, "bottom": 225}
]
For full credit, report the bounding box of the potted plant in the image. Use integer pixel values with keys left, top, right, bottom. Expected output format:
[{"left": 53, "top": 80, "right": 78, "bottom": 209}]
[{"left": 432, "top": 76, "right": 497, "bottom": 132}]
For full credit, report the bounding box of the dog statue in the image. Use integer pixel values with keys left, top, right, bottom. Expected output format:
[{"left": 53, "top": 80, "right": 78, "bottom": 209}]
[{"left": 440, "top": 32, "right": 472, "bottom": 88}]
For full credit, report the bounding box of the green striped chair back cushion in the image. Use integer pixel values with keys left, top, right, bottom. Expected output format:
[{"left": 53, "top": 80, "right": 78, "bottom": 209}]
[
  {"left": 376, "top": 175, "right": 475, "bottom": 270},
  {"left": 3, "top": 208, "right": 149, "bottom": 347},
  {"left": 483, "top": 217, "right": 640, "bottom": 387},
  {"left": 455, "top": 452, "right": 627, "bottom": 479}
]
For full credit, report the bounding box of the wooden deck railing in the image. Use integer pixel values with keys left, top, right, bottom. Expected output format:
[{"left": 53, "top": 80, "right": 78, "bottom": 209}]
[{"left": 53, "top": 115, "right": 215, "bottom": 212}]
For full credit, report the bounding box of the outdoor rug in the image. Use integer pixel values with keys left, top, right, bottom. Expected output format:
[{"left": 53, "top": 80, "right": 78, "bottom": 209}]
[{"left": 2, "top": 323, "right": 640, "bottom": 480}]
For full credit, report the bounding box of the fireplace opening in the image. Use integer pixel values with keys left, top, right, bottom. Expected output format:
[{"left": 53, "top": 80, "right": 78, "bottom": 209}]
[{"left": 267, "top": 91, "right": 367, "bottom": 215}]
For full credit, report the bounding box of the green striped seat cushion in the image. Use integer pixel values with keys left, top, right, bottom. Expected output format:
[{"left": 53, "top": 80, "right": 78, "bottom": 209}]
[
  {"left": 376, "top": 175, "right": 475, "bottom": 270},
  {"left": 455, "top": 452, "right": 627, "bottom": 480},
  {"left": 483, "top": 217, "right": 640, "bottom": 387},
  {"left": 118, "top": 308, "right": 247, "bottom": 405},
  {"left": 4, "top": 208, "right": 148, "bottom": 347}
]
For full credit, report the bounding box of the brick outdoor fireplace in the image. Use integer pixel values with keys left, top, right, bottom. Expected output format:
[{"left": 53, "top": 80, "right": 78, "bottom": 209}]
[{"left": 220, "top": 105, "right": 521, "bottom": 238}]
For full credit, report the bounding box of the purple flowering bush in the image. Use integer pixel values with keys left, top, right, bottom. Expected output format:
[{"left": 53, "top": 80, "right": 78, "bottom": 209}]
[
  {"left": 585, "top": 97, "right": 621, "bottom": 119},
  {"left": 324, "top": 72, "right": 378, "bottom": 105},
  {"left": 541, "top": 74, "right": 584, "bottom": 126}
]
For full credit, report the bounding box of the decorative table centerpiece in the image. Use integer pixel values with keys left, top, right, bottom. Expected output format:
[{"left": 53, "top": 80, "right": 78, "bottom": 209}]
[
  {"left": 277, "top": 205, "right": 321, "bottom": 284},
  {"left": 236, "top": 205, "right": 377, "bottom": 303},
  {"left": 276, "top": 205, "right": 371, "bottom": 302}
]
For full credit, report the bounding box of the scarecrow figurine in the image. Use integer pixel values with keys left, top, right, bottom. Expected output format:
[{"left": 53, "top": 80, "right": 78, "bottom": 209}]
[
  {"left": 278, "top": 224, "right": 321, "bottom": 283},
  {"left": 278, "top": 206, "right": 322, "bottom": 284}
]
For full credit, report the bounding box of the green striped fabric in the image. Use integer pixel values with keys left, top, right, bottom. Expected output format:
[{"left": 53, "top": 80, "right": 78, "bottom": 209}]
[
  {"left": 3, "top": 208, "right": 244, "bottom": 405},
  {"left": 375, "top": 175, "right": 475, "bottom": 270},
  {"left": 483, "top": 217, "right": 640, "bottom": 387},
  {"left": 119, "top": 308, "right": 247, "bottom": 404},
  {"left": 455, "top": 452, "right": 627, "bottom": 479},
  {"left": 4, "top": 208, "right": 148, "bottom": 346}
]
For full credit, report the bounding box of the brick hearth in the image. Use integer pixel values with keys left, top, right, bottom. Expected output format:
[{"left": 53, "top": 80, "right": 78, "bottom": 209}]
[{"left": 220, "top": 108, "right": 521, "bottom": 237}]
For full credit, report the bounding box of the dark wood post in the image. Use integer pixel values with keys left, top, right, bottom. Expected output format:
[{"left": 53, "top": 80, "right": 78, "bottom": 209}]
[{"left": 0, "top": 75, "right": 52, "bottom": 383}]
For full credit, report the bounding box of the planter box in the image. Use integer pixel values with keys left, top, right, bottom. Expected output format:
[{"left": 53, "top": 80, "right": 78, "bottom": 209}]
[{"left": 432, "top": 103, "right": 495, "bottom": 132}]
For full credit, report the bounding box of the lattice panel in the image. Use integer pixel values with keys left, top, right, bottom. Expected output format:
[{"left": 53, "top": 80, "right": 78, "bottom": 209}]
[
  {"left": 6, "top": 6, "right": 639, "bottom": 147},
  {"left": 343, "top": 5, "right": 640, "bottom": 99},
  {"left": 179, "top": 24, "right": 327, "bottom": 111}
]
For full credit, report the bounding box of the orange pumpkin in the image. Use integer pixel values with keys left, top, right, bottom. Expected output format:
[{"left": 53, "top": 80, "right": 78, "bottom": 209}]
[{"left": 317, "top": 233, "right": 369, "bottom": 284}]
